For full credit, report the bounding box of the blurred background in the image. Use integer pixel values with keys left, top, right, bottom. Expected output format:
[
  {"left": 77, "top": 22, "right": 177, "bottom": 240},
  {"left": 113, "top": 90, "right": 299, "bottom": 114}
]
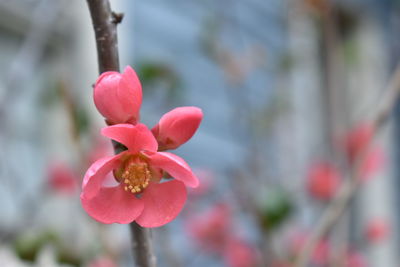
[{"left": 0, "top": 0, "right": 399, "bottom": 266}]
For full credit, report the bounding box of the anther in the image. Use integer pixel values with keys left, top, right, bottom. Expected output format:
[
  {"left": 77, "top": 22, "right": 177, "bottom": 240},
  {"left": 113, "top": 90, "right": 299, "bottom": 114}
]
[{"left": 121, "top": 160, "right": 152, "bottom": 195}]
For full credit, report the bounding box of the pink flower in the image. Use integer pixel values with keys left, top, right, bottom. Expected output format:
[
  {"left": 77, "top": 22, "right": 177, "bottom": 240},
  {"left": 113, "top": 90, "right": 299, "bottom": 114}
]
[
  {"left": 87, "top": 256, "right": 117, "bottom": 267},
  {"left": 186, "top": 203, "right": 231, "bottom": 252},
  {"left": 93, "top": 66, "right": 142, "bottom": 125},
  {"left": 344, "top": 123, "right": 374, "bottom": 163},
  {"left": 81, "top": 123, "right": 199, "bottom": 227},
  {"left": 289, "top": 231, "right": 330, "bottom": 265},
  {"left": 151, "top": 106, "right": 203, "bottom": 150},
  {"left": 224, "top": 239, "right": 258, "bottom": 267},
  {"left": 365, "top": 218, "right": 390, "bottom": 243},
  {"left": 306, "top": 162, "right": 341, "bottom": 200},
  {"left": 47, "top": 162, "right": 78, "bottom": 195},
  {"left": 359, "top": 146, "right": 385, "bottom": 182},
  {"left": 346, "top": 250, "right": 367, "bottom": 267}
]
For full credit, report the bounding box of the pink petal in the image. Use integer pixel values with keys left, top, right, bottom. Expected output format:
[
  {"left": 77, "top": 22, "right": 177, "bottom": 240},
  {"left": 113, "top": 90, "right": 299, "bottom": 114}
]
[
  {"left": 224, "top": 239, "right": 258, "bottom": 267},
  {"left": 149, "top": 152, "right": 199, "bottom": 188},
  {"left": 101, "top": 124, "right": 158, "bottom": 153},
  {"left": 152, "top": 107, "right": 203, "bottom": 150},
  {"left": 81, "top": 185, "right": 144, "bottom": 224},
  {"left": 82, "top": 154, "right": 125, "bottom": 199},
  {"left": 135, "top": 180, "right": 187, "bottom": 227},
  {"left": 48, "top": 162, "right": 78, "bottom": 195},
  {"left": 359, "top": 146, "right": 385, "bottom": 181},
  {"left": 306, "top": 162, "right": 341, "bottom": 201},
  {"left": 344, "top": 123, "right": 374, "bottom": 163},
  {"left": 93, "top": 66, "right": 142, "bottom": 124},
  {"left": 117, "top": 66, "right": 142, "bottom": 124}
]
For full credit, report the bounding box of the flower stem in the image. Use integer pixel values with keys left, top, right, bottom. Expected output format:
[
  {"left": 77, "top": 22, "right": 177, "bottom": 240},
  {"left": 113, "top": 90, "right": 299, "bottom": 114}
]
[
  {"left": 130, "top": 222, "right": 157, "bottom": 267},
  {"left": 86, "top": 1, "right": 156, "bottom": 266}
]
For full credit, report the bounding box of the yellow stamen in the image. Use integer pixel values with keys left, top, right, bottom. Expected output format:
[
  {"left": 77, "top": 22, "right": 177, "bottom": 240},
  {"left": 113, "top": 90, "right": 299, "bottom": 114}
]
[{"left": 121, "top": 160, "right": 151, "bottom": 195}]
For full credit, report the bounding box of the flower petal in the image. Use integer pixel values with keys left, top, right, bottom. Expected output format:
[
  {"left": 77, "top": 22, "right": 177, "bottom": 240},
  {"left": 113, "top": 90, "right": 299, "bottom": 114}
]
[
  {"left": 81, "top": 185, "right": 144, "bottom": 224},
  {"left": 152, "top": 107, "right": 203, "bottom": 150},
  {"left": 94, "top": 71, "right": 128, "bottom": 124},
  {"left": 135, "top": 180, "right": 187, "bottom": 227},
  {"left": 82, "top": 154, "right": 125, "bottom": 200},
  {"left": 101, "top": 124, "right": 158, "bottom": 153},
  {"left": 149, "top": 152, "right": 199, "bottom": 188},
  {"left": 93, "top": 66, "right": 143, "bottom": 124},
  {"left": 118, "top": 66, "right": 142, "bottom": 124}
]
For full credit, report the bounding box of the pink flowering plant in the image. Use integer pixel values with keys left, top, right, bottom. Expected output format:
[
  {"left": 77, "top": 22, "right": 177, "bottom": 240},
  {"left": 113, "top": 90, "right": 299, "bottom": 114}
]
[{"left": 81, "top": 66, "right": 203, "bottom": 227}]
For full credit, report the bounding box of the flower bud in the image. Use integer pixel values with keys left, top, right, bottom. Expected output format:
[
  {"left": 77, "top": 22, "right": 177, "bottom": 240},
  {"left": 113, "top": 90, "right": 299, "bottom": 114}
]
[{"left": 93, "top": 66, "right": 142, "bottom": 125}]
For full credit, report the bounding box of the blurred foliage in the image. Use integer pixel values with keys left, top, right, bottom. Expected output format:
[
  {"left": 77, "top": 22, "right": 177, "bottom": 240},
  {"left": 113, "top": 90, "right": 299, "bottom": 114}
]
[
  {"left": 41, "top": 78, "right": 90, "bottom": 136},
  {"left": 71, "top": 106, "right": 90, "bottom": 136},
  {"left": 14, "top": 230, "right": 82, "bottom": 266},
  {"left": 258, "top": 188, "right": 293, "bottom": 232},
  {"left": 14, "top": 231, "right": 58, "bottom": 262},
  {"left": 136, "top": 61, "right": 182, "bottom": 102}
]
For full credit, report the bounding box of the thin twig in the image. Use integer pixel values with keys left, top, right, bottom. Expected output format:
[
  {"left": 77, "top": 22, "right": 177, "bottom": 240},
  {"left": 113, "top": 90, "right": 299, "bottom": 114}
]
[
  {"left": 86, "top": 1, "right": 156, "bottom": 266},
  {"left": 294, "top": 63, "right": 400, "bottom": 267}
]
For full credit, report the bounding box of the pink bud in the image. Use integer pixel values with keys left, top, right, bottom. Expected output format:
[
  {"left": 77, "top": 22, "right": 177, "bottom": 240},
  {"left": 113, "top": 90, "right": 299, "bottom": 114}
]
[
  {"left": 344, "top": 123, "right": 374, "bottom": 163},
  {"left": 88, "top": 256, "right": 117, "bottom": 267},
  {"left": 152, "top": 106, "right": 203, "bottom": 150},
  {"left": 224, "top": 239, "right": 258, "bottom": 267},
  {"left": 346, "top": 251, "right": 367, "bottom": 267},
  {"left": 93, "top": 66, "right": 142, "bottom": 125},
  {"left": 306, "top": 162, "right": 341, "bottom": 201},
  {"left": 47, "top": 162, "right": 78, "bottom": 195},
  {"left": 365, "top": 218, "right": 390, "bottom": 243}
]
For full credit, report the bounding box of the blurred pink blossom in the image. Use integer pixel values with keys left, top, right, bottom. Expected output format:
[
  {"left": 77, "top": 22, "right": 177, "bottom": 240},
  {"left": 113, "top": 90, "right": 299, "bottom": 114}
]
[
  {"left": 346, "top": 250, "right": 367, "bottom": 267},
  {"left": 289, "top": 231, "right": 330, "bottom": 266},
  {"left": 224, "top": 238, "right": 258, "bottom": 267},
  {"left": 365, "top": 218, "right": 390, "bottom": 243},
  {"left": 343, "top": 123, "right": 374, "bottom": 163},
  {"left": 87, "top": 256, "right": 117, "bottom": 267},
  {"left": 359, "top": 147, "right": 385, "bottom": 182},
  {"left": 306, "top": 162, "right": 341, "bottom": 201},
  {"left": 186, "top": 203, "right": 231, "bottom": 252},
  {"left": 47, "top": 162, "right": 78, "bottom": 195}
]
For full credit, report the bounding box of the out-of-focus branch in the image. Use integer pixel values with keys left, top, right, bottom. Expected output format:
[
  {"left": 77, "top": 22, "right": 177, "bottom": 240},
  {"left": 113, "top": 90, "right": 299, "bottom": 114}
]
[
  {"left": 0, "top": 0, "right": 60, "bottom": 125},
  {"left": 86, "top": 1, "right": 156, "bottom": 267},
  {"left": 294, "top": 63, "right": 400, "bottom": 267}
]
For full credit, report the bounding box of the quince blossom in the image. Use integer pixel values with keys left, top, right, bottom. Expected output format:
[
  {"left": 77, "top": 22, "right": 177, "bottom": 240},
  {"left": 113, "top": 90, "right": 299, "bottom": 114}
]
[
  {"left": 151, "top": 106, "right": 203, "bottom": 150},
  {"left": 306, "top": 162, "right": 341, "bottom": 201},
  {"left": 81, "top": 123, "right": 199, "bottom": 227},
  {"left": 93, "top": 66, "right": 142, "bottom": 125},
  {"left": 94, "top": 66, "right": 203, "bottom": 151}
]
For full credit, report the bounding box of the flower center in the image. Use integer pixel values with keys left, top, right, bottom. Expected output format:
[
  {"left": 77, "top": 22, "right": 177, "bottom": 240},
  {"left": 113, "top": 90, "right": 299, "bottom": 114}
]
[{"left": 121, "top": 160, "right": 151, "bottom": 194}]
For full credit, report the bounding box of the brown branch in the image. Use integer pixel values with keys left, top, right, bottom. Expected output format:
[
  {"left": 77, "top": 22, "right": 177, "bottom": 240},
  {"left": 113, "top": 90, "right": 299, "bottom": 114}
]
[
  {"left": 86, "top": 0, "right": 120, "bottom": 73},
  {"left": 294, "top": 63, "right": 400, "bottom": 266},
  {"left": 86, "top": 1, "right": 156, "bottom": 266}
]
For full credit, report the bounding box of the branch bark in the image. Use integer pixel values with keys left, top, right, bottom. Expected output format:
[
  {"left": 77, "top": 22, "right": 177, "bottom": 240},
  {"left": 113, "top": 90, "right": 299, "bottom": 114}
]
[
  {"left": 294, "top": 63, "right": 400, "bottom": 266},
  {"left": 86, "top": 0, "right": 120, "bottom": 73},
  {"left": 86, "top": 1, "right": 156, "bottom": 266}
]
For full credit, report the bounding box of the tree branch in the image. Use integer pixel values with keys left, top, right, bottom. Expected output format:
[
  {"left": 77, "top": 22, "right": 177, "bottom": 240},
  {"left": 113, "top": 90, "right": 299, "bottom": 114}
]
[
  {"left": 86, "top": 1, "right": 156, "bottom": 266},
  {"left": 86, "top": 0, "right": 120, "bottom": 73},
  {"left": 294, "top": 63, "right": 400, "bottom": 266},
  {"left": 130, "top": 222, "right": 157, "bottom": 267}
]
